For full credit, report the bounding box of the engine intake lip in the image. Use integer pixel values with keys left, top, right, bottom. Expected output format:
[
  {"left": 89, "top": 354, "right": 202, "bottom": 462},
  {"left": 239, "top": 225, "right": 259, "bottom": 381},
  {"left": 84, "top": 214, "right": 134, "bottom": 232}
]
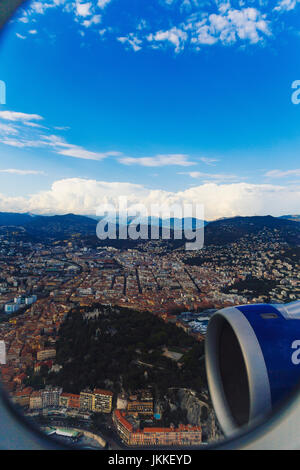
[{"left": 205, "top": 307, "right": 272, "bottom": 436}]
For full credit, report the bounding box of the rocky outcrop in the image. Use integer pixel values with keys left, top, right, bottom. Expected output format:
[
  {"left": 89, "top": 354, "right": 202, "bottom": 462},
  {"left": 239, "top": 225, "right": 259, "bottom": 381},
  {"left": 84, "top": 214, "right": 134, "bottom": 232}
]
[{"left": 176, "top": 389, "right": 223, "bottom": 442}]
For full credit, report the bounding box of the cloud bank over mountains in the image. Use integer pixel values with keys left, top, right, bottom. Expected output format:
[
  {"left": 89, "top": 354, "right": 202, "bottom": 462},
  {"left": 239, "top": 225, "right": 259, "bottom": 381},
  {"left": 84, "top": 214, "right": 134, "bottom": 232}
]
[{"left": 0, "top": 177, "right": 299, "bottom": 221}]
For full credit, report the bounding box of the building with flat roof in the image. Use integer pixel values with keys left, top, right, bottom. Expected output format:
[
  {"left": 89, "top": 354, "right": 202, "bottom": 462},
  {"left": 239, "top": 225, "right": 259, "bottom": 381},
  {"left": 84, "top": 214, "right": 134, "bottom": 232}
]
[
  {"left": 30, "top": 390, "right": 42, "bottom": 410},
  {"left": 12, "top": 387, "right": 33, "bottom": 407},
  {"left": 37, "top": 349, "right": 56, "bottom": 361},
  {"left": 92, "top": 389, "right": 113, "bottom": 413},
  {"left": 80, "top": 389, "right": 94, "bottom": 411},
  {"left": 59, "top": 392, "right": 80, "bottom": 409},
  {"left": 113, "top": 410, "right": 202, "bottom": 446},
  {"left": 127, "top": 400, "right": 153, "bottom": 416},
  {"left": 41, "top": 386, "right": 62, "bottom": 408}
]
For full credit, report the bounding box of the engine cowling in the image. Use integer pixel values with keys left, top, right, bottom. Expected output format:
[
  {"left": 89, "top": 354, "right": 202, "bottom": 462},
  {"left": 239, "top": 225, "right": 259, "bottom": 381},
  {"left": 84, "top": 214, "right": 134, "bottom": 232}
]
[{"left": 205, "top": 301, "right": 300, "bottom": 436}]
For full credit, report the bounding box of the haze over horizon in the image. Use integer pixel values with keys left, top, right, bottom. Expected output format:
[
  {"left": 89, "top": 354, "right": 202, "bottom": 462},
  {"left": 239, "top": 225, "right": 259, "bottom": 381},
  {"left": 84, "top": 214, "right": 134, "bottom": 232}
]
[{"left": 0, "top": 0, "right": 299, "bottom": 220}]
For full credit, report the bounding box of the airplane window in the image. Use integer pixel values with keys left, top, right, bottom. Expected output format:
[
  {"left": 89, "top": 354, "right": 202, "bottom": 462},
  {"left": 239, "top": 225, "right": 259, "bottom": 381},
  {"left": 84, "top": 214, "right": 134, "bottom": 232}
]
[{"left": 0, "top": 0, "right": 299, "bottom": 452}]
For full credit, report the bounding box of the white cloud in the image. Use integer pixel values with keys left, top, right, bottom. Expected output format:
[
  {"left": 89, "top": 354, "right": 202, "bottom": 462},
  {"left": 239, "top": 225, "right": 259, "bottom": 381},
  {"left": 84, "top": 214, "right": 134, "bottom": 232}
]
[
  {"left": 147, "top": 27, "right": 188, "bottom": 53},
  {"left": 187, "top": 6, "right": 271, "bottom": 47},
  {"left": 180, "top": 171, "right": 238, "bottom": 182},
  {"left": 0, "top": 139, "right": 27, "bottom": 148},
  {"left": 0, "top": 111, "right": 218, "bottom": 169},
  {"left": 119, "top": 154, "right": 196, "bottom": 167},
  {"left": 18, "top": 16, "right": 29, "bottom": 24},
  {"left": 14, "top": 0, "right": 275, "bottom": 53},
  {"left": 97, "top": 0, "right": 112, "bottom": 8},
  {"left": 39, "top": 134, "right": 122, "bottom": 160},
  {"left": 199, "top": 157, "right": 220, "bottom": 166},
  {"left": 0, "top": 178, "right": 298, "bottom": 220},
  {"left": 75, "top": 1, "right": 93, "bottom": 17},
  {"left": 56, "top": 144, "right": 121, "bottom": 160},
  {"left": 0, "top": 123, "right": 19, "bottom": 135},
  {"left": 0, "top": 138, "right": 45, "bottom": 148},
  {"left": 0, "top": 111, "right": 121, "bottom": 161},
  {"left": 145, "top": 5, "right": 271, "bottom": 52},
  {"left": 0, "top": 111, "right": 43, "bottom": 122},
  {"left": 30, "top": 2, "right": 53, "bottom": 15},
  {"left": 117, "top": 34, "right": 142, "bottom": 52},
  {"left": 265, "top": 169, "right": 300, "bottom": 178},
  {"left": 148, "top": 27, "right": 188, "bottom": 53},
  {"left": 0, "top": 169, "right": 45, "bottom": 175},
  {"left": 274, "top": 0, "right": 300, "bottom": 12},
  {"left": 23, "top": 121, "right": 46, "bottom": 129},
  {"left": 27, "top": 178, "right": 149, "bottom": 215},
  {"left": 82, "top": 14, "right": 101, "bottom": 27},
  {"left": 53, "top": 126, "right": 71, "bottom": 131}
]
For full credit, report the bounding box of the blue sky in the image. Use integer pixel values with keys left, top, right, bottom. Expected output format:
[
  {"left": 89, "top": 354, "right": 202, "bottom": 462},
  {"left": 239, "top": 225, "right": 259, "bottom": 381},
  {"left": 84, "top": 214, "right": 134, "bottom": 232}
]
[{"left": 0, "top": 0, "right": 299, "bottom": 220}]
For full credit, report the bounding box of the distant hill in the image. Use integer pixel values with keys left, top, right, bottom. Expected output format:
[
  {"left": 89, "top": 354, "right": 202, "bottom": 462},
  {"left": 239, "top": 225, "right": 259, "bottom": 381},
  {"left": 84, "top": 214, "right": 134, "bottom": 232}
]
[
  {"left": 204, "top": 215, "right": 300, "bottom": 246},
  {"left": 161, "top": 217, "right": 206, "bottom": 230},
  {"left": 25, "top": 213, "right": 97, "bottom": 236},
  {"left": 93, "top": 215, "right": 207, "bottom": 230},
  {"left": 0, "top": 212, "right": 98, "bottom": 238},
  {"left": 0, "top": 212, "right": 33, "bottom": 226},
  {"left": 280, "top": 215, "right": 300, "bottom": 223}
]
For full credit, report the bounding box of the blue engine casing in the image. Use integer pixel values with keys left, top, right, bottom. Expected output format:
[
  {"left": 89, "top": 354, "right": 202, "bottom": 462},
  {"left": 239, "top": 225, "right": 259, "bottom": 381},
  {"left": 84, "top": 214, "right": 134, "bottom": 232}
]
[{"left": 205, "top": 301, "right": 300, "bottom": 436}]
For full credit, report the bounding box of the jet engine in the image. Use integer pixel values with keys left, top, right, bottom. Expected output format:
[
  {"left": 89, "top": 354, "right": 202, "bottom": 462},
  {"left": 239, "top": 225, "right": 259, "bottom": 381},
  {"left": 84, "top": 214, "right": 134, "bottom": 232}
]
[{"left": 205, "top": 301, "right": 300, "bottom": 436}]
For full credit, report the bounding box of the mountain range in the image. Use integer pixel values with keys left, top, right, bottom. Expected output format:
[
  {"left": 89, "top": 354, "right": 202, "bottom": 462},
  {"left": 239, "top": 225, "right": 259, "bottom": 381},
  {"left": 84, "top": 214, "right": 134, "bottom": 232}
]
[{"left": 0, "top": 212, "right": 299, "bottom": 247}]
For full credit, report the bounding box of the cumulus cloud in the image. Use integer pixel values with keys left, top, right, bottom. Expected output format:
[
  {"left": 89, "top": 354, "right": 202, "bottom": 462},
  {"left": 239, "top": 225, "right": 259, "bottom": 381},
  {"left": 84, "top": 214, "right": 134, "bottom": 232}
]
[
  {"left": 26, "top": 179, "right": 150, "bottom": 215},
  {"left": 0, "top": 178, "right": 298, "bottom": 220},
  {"left": 120, "top": 3, "right": 271, "bottom": 53},
  {"left": 117, "top": 34, "right": 142, "bottom": 52},
  {"left": 75, "top": 2, "right": 93, "bottom": 17},
  {"left": 185, "top": 6, "right": 271, "bottom": 47},
  {"left": 14, "top": 0, "right": 287, "bottom": 53},
  {"left": 82, "top": 14, "right": 102, "bottom": 27},
  {"left": 147, "top": 27, "right": 188, "bottom": 53}
]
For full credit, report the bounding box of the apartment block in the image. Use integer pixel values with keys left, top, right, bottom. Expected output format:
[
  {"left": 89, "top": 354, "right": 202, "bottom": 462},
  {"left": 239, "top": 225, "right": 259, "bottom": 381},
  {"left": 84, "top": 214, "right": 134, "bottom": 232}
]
[
  {"left": 37, "top": 349, "right": 56, "bottom": 361},
  {"left": 92, "top": 389, "right": 113, "bottom": 413}
]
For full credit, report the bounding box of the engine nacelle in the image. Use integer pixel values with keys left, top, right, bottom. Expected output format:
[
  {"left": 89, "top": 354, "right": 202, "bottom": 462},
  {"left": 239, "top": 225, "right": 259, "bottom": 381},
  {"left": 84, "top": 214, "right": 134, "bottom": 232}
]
[{"left": 205, "top": 301, "right": 300, "bottom": 436}]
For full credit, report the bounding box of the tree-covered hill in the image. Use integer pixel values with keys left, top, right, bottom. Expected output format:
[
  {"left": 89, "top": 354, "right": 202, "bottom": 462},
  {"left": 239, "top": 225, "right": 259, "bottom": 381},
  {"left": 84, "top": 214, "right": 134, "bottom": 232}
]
[{"left": 45, "top": 305, "right": 207, "bottom": 398}]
